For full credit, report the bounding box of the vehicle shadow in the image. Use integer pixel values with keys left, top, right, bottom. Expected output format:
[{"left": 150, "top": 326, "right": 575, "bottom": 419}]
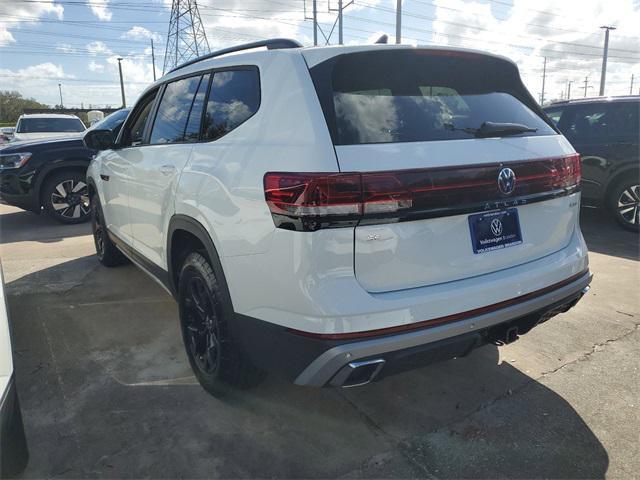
[
  {"left": 9, "top": 256, "right": 609, "bottom": 479},
  {"left": 580, "top": 207, "right": 639, "bottom": 261},
  {"left": 0, "top": 208, "right": 90, "bottom": 244}
]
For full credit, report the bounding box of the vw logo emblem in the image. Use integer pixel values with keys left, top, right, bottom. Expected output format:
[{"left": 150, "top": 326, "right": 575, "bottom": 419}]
[
  {"left": 498, "top": 167, "right": 516, "bottom": 195},
  {"left": 491, "top": 218, "right": 503, "bottom": 236}
]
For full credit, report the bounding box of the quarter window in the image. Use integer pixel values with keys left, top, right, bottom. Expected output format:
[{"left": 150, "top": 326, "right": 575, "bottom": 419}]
[
  {"left": 150, "top": 75, "right": 206, "bottom": 144},
  {"left": 202, "top": 68, "right": 260, "bottom": 141}
]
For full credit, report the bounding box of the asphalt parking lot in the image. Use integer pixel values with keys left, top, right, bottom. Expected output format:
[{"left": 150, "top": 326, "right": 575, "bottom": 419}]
[{"left": 1, "top": 202, "right": 638, "bottom": 479}]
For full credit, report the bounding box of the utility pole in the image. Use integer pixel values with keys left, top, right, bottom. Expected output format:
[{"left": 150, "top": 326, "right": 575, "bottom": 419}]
[
  {"left": 58, "top": 83, "right": 63, "bottom": 108},
  {"left": 599, "top": 26, "right": 616, "bottom": 96},
  {"left": 630, "top": 74, "right": 635, "bottom": 95},
  {"left": 540, "top": 56, "right": 547, "bottom": 105},
  {"left": 338, "top": 0, "right": 343, "bottom": 45},
  {"left": 151, "top": 38, "right": 157, "bottom": 81},
  {"left": 395, "top": 0, "right": 402, "bottom": 44},
  {"left": 313, "top": 0, "right": 318, "bottom": 46},
  {"left": 583, "top": 76, "right": 590, "bottom": 97},
  {"left": 567, "top": 80, "right": 573, "bottom": 100},
  {"left": 117, "top": 57, "right": 126, "bottom": 108}
]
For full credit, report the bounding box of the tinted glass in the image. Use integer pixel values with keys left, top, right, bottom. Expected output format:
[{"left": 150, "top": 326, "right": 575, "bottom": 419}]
[
  {"left": 203, "top": 69, "right": 260, "bottom": 141},
  {"left": 557, "top": 102, "right": 640, "bottom": 141},
  {"left": 544, "top": 108, "right": 562, "bottom": 126},
  {"left": 311, "top": 50, "right": 555, "bottom": 145},
  {"left": 17, "top": 117, "right": 85, "bottom": 133},
  {"left": 150, "top": 75, "right": 203, "bottom": 144},
  {"left": 184, "top": 74, "right": 210, "bottom": 142},
  {"left": 89, "top": 109, "right": 130, "bottom": 132},
  {"left": 125, "top": 92, "right": 157, "bottom": 147}
]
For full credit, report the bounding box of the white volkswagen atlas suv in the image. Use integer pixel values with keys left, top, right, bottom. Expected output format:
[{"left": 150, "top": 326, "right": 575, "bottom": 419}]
[{"left": 84, "top": 39, "right": 591, "bottom": 395}]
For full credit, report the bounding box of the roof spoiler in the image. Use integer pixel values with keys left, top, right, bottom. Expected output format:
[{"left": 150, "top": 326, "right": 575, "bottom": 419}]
[{"left": 168, "top": 38, "right": 303, "bottom": 74}]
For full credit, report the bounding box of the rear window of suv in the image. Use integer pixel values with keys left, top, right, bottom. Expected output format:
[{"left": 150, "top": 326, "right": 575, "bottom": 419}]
[
  {"left": 310, "top": 50, "right": 555, "bottom": 145},
  {"left": 16, "top": 117, "right": 85, "bottom": 133}
]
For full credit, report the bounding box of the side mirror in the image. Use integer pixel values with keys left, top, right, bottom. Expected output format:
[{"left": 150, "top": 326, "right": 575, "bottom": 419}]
[{"left": 83, "top": 129, "right": 115, "bottom": 151}]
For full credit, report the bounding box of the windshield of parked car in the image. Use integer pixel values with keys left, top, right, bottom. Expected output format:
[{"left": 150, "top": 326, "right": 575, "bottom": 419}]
[
  {"left": 89, "top": 109, "right": 131, "bottom": 132},
  {"left": 310, "top": 50, "right": 556, "bottom": 145},
  {"left": 16, "top": 117, "right": 86, "bottom": 133}
]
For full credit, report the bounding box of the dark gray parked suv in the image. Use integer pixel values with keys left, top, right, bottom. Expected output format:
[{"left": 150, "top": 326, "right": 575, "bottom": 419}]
[{"left": 544, "top": 96, "right": 639, "bottom": 231}]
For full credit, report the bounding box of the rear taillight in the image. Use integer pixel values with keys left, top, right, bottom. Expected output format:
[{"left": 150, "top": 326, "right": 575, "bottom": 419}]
[{"left": 264, "top": 154, "right": 581, "bottom": 231}]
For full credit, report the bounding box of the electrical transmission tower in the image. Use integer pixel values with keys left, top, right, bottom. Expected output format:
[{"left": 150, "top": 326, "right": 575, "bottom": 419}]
[{"left": 163, "top": 0, "right": 210, "bottom": 74}]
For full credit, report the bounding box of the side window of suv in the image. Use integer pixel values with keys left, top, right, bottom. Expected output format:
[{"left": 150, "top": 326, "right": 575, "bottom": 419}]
[
  {"left": 561, "top": 102, "right": 639, "bottom": 142},
  {"left": 150, "top": 74, "right": 210, "bottom": 144},
  {"left": 202, "top": 68, "right": 260, "bottom": 141},
  {"left": 122, "top": 90, "right": 158, "bottom": 147}
]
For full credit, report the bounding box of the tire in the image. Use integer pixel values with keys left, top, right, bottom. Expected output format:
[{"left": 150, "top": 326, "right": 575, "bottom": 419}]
[
  {"left": 42, "top": 171, "right": 92, "bottom": 224},
  {"left": 91, "top": 196, "right": 129, "bottom": 267},
  {"left": 178, "top": 252, "right": 266, "bottom": 396},
  {"left": 607, "top": 179, "right": 640, "bottom": 232}
]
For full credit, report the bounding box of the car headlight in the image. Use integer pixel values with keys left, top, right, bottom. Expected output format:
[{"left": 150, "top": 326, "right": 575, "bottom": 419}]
[{"left": 0, "top": 152, "right": 32, "bottom": 170}]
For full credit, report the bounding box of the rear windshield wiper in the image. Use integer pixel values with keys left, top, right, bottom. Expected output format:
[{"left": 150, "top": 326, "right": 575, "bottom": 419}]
[{"left": 445, "top": 121, "right": 538, "bottom": 138}]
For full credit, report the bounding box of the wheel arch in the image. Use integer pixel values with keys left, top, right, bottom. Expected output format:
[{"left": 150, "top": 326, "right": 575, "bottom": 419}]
[
  {"left": 603, "top": 165, "right": 640, "bottom": 206},
  {"left": 36, "top": 160, "right": 89, "bottom": 208},
  {"left": 167, "top": 215, "right": 234, "bottom": 311}
]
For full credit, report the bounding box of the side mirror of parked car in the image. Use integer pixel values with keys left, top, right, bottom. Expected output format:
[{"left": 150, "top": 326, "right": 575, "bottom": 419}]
[{"left": 83, "top": 129, "right": 116, "bottom": 151}]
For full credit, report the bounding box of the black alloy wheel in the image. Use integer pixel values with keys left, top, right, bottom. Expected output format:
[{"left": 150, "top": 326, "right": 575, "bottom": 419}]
[
  {"left": 178, "top": 252, "right": 265, "bottom": 395},
  {"left": 183, "top": 275, "right": 222, "bottom": 376},
  {"left": 42, "top": 171, "right": 92, "bottom": 224},
  {"left": 609, "top": 180, "right": 640, "bottom": 232},
  {"left": 91, "top": 196, "right": 128, "bottom": 266}
]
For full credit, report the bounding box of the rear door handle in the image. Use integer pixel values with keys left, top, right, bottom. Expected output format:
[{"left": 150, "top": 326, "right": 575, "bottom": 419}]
[
  {"left": 100, "top": 174, "right": 110, "bottom": 181},
  {"left": 159, "top": 164, "right": 176, "bottom": 176}
]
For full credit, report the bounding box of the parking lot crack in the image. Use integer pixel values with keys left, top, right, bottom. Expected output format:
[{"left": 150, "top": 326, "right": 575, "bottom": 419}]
[
  {"left": 403, "top": 323, "right": 640, "bottom": 454},
  {"left": 538, "top": 322, "right": 640, "bottom": 378}
]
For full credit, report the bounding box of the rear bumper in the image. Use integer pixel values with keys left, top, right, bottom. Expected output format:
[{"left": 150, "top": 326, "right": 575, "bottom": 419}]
[
  {"left": 235, "top": 271, "right": 592, "bottom": 387},
  {"left": 295, "top": 270, "right": 591, "bottom": 386}
]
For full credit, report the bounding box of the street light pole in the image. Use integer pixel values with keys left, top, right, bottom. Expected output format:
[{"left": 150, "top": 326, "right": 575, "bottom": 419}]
[
  {"left": 58, "top": 83, "right": 63, "bottom": 108},
  {"left": 151, "top": 39, "right": 157, "bottom": 82},
  {"left": 313, "top": 0, "right": 317, "bottom": 46},
  {"left": 540, "top": 56, "right": 547, "bottom": 105},
  {"left": 599, "top": 26, "right": 616, "bottom": 96},
  {"left": 338, "top": 0, "right": 343, "bottom": 45},
  {"left": 395, "top": 0, "right": 402, "bottom": 44},
  {"left": 117, "top": 57, "right": 126, "bottom": 108}
]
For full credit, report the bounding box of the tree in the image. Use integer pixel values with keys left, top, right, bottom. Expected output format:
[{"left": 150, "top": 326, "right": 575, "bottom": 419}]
[{"left": 0, "top": 91, "right": 49, "bottom": 123}]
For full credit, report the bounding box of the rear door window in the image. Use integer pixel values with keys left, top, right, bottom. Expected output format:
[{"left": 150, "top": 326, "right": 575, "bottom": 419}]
[
  {"left": 310, "top": 50, "right": 556, "bottom": 145},
  {"left": 559, "top": 102, "right": 639, "bottom": 143},
  {"left": 150, "top": 74, "right": 207, "bottom": 144},
  {"left": 202, "top": 68, "right": 260, "bottom": 141}
]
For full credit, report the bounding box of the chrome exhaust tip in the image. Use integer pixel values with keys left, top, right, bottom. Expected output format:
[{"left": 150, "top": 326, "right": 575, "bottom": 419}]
[{"left": 330, "top": 358, "right": 386, "bottom": 388}]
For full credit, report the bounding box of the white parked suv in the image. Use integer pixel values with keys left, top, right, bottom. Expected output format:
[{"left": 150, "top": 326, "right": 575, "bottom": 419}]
[
  {"left": 12, "top": 113, "right": 85, "bottom": 143},
  {"left": 84, "top": 39, "right": 592, "bottom": 395}
]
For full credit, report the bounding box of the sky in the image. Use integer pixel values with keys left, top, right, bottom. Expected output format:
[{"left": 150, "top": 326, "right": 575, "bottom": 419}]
[{"left": 0, "top": 0, "right": 639, "bottom": 108}]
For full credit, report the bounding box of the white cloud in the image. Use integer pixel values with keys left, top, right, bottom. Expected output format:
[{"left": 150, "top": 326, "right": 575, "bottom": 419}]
[
  {"left": 88, "top": 61, "right": 105, "bottom": 73},
  {"left": 56, "top": 43, "right": 74, "bottom": 53},
  {"left": 88, "top": 0, "right": 112, "bottom": 21},
  {"left": 122, "top": 26, "right": 162, "bottom": 42},
  {"left": 87, "top": 40, "right": 113, "bottom": 56},
  {"left": 430, "top": 0, "right": 640, "bottom": 101},
  {"left": 0, "top": 0, "right": 64, "bottom": 46},
  {"left": 0, "top": 63, "right": 75, "bottom": 105}
]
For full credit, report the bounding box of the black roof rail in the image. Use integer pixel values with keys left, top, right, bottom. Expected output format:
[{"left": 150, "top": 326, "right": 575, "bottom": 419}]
[{"left": 168, "top": 38, "right": 303, "bottom": 74}]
